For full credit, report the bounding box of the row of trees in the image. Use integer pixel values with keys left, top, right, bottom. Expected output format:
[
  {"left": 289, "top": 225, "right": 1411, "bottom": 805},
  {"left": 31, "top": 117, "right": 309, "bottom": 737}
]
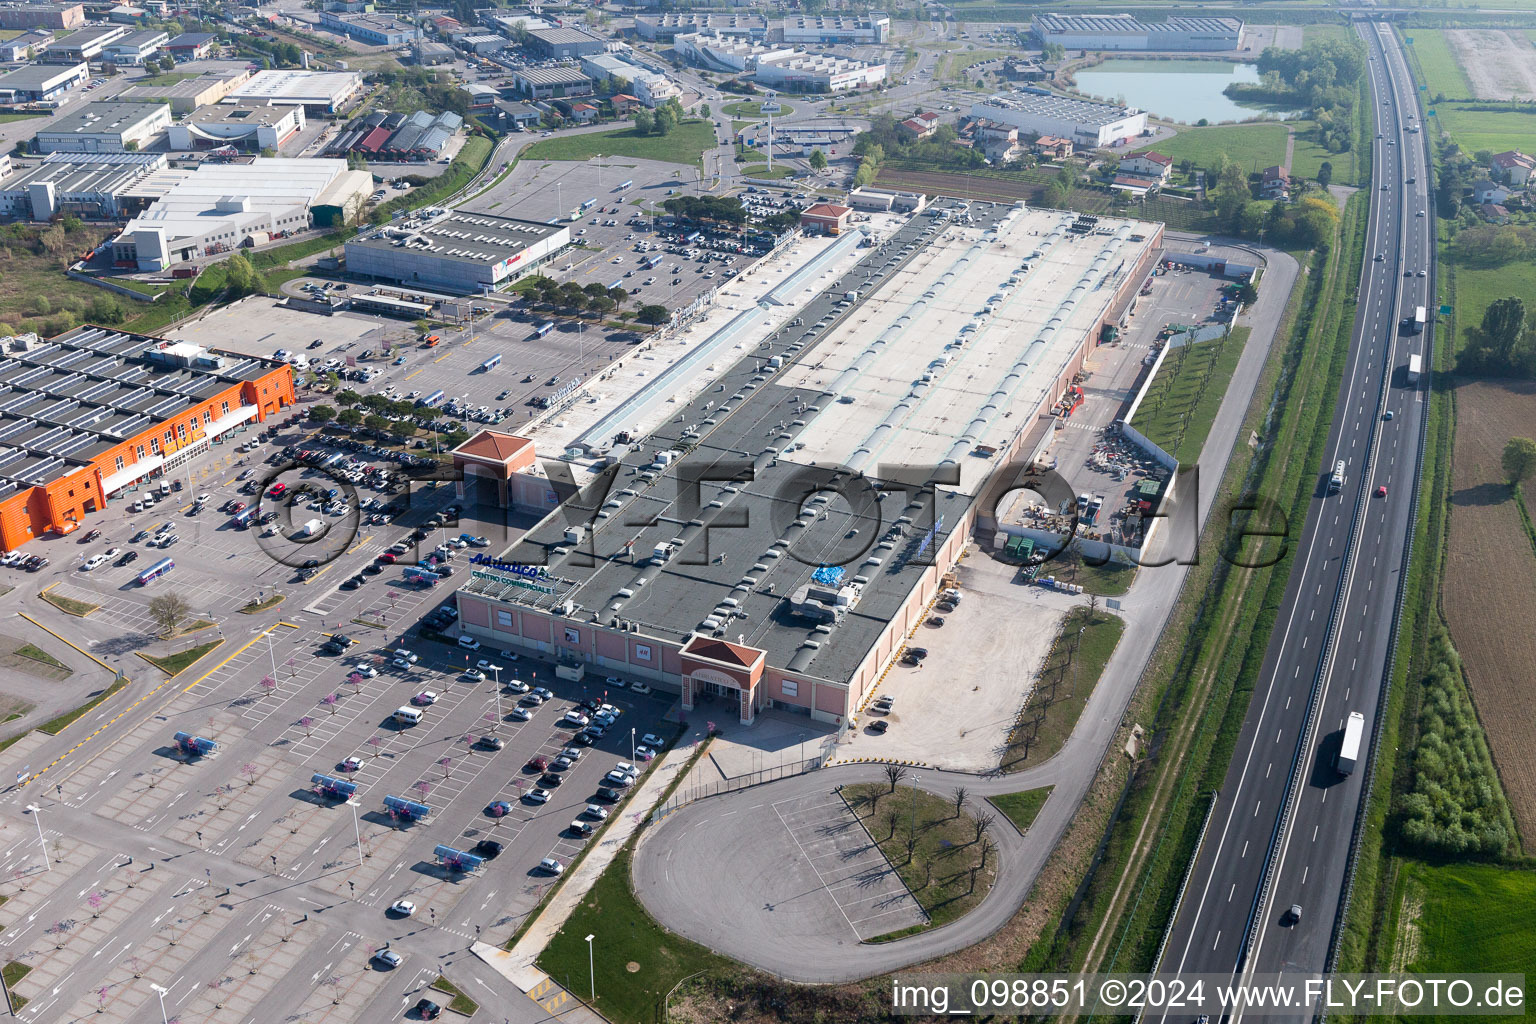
[
  {"left": 1396, "top": 626, "right": 1517, "bottom": 857},
  {"left": 661, "top": 195, "right": 747, "bottom": 226},
  {"left": 523, "top": 276, "right": 628, "bottom": 316}
]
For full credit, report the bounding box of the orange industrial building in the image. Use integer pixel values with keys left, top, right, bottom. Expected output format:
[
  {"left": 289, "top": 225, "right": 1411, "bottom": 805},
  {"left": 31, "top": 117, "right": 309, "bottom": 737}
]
[{"left": 0, "top": 325, "right": 295, "bottom": 552}]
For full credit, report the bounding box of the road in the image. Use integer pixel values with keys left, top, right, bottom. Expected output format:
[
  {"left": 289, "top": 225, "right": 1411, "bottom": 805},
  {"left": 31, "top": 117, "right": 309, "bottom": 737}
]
[{"left": 1149, "top": 21, "right": 1434, "bottom": 1016}]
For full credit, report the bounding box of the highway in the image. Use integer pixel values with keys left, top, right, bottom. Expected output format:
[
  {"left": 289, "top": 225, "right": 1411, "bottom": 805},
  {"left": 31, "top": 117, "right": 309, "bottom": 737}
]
[{"left": 1150, "top": 21, "right": 1435, "bottom": 1017}]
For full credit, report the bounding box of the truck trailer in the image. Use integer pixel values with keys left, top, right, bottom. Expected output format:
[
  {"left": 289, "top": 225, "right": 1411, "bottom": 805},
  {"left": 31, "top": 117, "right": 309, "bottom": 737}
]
[{"left": 1337, "top": 711, "right": 1366, "bottom": 774}]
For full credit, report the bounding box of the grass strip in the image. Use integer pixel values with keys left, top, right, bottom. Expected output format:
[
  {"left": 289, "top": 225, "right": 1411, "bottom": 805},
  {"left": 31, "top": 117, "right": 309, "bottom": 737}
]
[
  {"left": 39, "top": 591, "right": 97, "bottom": 617},
  {"left": 1001, "top": 608, "right": 1126, "bottom": 772},
  {"left": 14, "top": 644, "right": 66, "bottom": 670},
  {"left": 1130, "top": 327, "right": 1250, "bottom": 466},
  {"left": 990, "top": 786, "right": 1054, "bottom": 835},
  {"left": 429, "top": 975, "right": 478, "bottom": 1016},
  {"left": 37, "top": 677, "right": 127, "bottom": 736},
  {"left": 238, "top": 595, "right": 285, "bottom": 614},
  {"left": 2, "top": 960, "right": 29, "bottom": 1010},
  {"left": 845, "top": 782, "right": 999, "bottom": 935},
  {"left": 138, "top": 639, "right": 222, "bottom": 677}
]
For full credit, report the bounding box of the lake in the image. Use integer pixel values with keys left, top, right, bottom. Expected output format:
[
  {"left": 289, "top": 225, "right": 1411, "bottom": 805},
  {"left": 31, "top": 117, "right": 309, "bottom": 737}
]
[{"left": 1071, "top": 60, "right": 1302, "bottom": 124}]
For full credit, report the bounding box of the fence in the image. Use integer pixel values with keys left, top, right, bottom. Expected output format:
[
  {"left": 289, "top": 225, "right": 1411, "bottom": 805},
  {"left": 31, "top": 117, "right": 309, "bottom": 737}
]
[{"left": 652, "top": 755, "right": 823, "bottom": 820}]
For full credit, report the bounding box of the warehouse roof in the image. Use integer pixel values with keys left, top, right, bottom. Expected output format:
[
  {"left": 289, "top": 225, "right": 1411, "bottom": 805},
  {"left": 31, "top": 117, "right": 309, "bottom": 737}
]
[
  {"left": 348, "top": 209, "right": 564, "bottom": 267},
  {"left": 528, "top": 26, "right": 603, "bottom": 45},
  {"left": 0, "top": 61, "right": 85, "bottom": 89},
  {"left": 1033, "top": 13, "right": 1242, "bottom": 35},
  {"left": 514, "top": 66, "right": 591, "bottom": 85},
  {"left": 0, "top": 151, "right": 166, "bottom": 195},
  {"left": 37, "top": 100, "right": 166, "bottom": 138},
  {"left": 976, "top": 91, "right": 1140, "bottom": 126}
]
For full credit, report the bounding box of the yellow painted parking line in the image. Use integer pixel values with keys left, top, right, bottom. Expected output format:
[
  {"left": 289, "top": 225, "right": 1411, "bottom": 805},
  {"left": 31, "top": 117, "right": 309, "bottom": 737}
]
[
  {"left": 304, "top": 563, "right": 336, "bottom": 586},
  {"left": 402, "top": 368, "right": 423, "bottom": 381},
  {"left": 347, "top": 533, "right": 374, "bottom": 555},
  {"left": 185, "top": 622, "right": 298, "bottom": 695},
  {"left": 17, "top": 611, "right": 114, "bottom": 673},
  {"left": 433, "top": 352, "right": 451, "bottom": 363}
]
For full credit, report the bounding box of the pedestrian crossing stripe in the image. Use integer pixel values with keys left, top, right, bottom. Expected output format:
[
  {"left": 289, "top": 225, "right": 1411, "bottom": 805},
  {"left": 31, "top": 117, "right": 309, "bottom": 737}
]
[
  {"left": 530, "top": 979, "right": 553, "bottom": 999},
  {"left": 542, "top": 990, "right": 569, "bottom": 1012}
]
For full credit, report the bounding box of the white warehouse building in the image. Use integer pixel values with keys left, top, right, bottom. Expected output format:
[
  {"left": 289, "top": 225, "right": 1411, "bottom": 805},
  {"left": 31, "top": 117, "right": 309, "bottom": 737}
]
[
  {"left": 970, "top": 93, "right": 1146, "bottom": 148},
  {"left": 754, "top": 53, "right": 886, "bottom": 93},
  {"left": 1031, "top": 13, "right": 1244, "bottom": 52},
  {"left": 777, "top": 14, "right": 889, "bottom": 45},
  {"left": 674, "top": 32, "right": 796, "bottom": 73},
  {"left": 345, "top": 210, "right": 571, "bottom": 294},
  {"left": 167, "top": 103, "right": 306, "bottom": 151}
]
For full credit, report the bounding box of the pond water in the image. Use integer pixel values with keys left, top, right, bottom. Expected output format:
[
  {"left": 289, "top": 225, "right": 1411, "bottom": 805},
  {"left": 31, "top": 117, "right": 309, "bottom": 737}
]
[{"left": 1072, "top": 60, "right": 1303, "bottom": 124}]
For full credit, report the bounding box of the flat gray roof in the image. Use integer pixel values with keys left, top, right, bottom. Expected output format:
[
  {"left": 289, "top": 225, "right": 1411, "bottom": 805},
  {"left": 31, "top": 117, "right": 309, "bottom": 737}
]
[
  {"left": 528, "top": 26, "right": 602, "bottom": 45},
  {"left": 348, "top": 210, "right": 565, "bottom": 268},
  {"left": 37, "top": 100, "right": 166, "bottom": 137},
  {"left": 1033, "top": 13, "right": 1243, "bottom": 35},
  {"left": 0, "top": 61, "right": 83, "bottom": 89},
  {"left": 0, "top": 151, "right": 165, "bottom": 195},
  {"left": 0, "top": 325, "right": 274, "bottom": 491}
]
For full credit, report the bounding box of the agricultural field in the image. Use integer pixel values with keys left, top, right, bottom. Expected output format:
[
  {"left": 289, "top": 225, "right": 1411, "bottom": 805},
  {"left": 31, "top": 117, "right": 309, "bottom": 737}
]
[
  {"left": 1440, "top": 377, "right": 1536, "bottom": 841},
  {"left": 1388, "top": 860, "right": 1536, "bottom": 996},
  {"left": 1433, "top": 105, "right": 1536, "bottom": 156},
  {"left": 1404, "top": 29, "right": 1473, "bottom": 100},
  {"left": 522, "top": 120, "right": 715, "bottom": 167},
  {"left": 1302, "top": 24, "right": 1354, "bottom": 46},
  {"left": 1444, "top": 30, "right": 1536, "bottom": 101},
  {"left": 1134, "top": 122, "right": 1290, "bottom": 174}
]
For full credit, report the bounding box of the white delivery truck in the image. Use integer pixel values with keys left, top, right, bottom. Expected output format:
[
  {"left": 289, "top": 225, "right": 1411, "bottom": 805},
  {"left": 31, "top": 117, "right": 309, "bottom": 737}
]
[
  {"left": 1337, "top": 711, "right": 1366, "bottom": 775},
  {"left": 301, "top": 518, "right": 324, "bottom": 537}
]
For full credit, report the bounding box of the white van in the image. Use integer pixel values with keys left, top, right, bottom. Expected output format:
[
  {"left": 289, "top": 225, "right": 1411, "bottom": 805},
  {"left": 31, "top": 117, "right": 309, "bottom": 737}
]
[{"left": 392, "top": 706, "right": 422, "bottom": 725}]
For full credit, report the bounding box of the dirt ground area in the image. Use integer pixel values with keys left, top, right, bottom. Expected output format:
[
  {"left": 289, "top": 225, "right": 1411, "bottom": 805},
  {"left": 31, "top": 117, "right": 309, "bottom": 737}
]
[
  {"left": 1446, "top": 30, "right": 1536, "bottom": 101},
  {"left": 1441, "top": 377, "right": 1536, "bottom": 840}
]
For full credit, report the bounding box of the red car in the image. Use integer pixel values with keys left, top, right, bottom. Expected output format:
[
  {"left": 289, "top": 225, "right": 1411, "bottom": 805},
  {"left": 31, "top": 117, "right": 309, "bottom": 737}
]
[
  {"left": 377, "top": 552, "right": 397, "bottom": 564},
  {"left": 525, "top": 755, "right": 549, "bottom": 772},
  {"left": 268, "top": 482, "right": 286, "bottom": 498},
  {"left": 1376, "top": 485, "right": 1388, "bottom": 498},
  {"left": 229, "top": 502, "right": 246, "bottom": 514}
]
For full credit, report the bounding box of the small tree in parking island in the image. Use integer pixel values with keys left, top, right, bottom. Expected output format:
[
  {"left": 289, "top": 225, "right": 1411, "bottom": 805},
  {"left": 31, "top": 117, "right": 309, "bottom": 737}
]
[
  {"left": 241, "top": 762, "right": 259, "bottom": 786},
  {"left": 322, "top": 693, "right": 340, "bottom": 715},
  {"left": 299, "top": 716, "right": 315, "bottom": 738},
  {"left": 260, "top": 675, "right": 277, "bottom": 700},
  {"left": 637, "top": 304, "right": 670, "bottom": 329},
  {"left": 149, "top": 592, "right": 191, "bottom": 645}
]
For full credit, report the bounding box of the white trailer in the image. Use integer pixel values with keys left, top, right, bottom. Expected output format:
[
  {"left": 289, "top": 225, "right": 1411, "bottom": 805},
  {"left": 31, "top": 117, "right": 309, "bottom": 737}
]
[{"left": 1337, "top": 711, "right": 1366, "bottom": 775}]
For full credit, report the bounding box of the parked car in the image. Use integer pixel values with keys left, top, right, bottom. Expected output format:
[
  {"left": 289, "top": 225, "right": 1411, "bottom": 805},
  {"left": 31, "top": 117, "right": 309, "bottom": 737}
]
[
  {"left": 525, "top": 787, "right": 551, "bottom": 804},
  {"left": 537, "top": 857, "right": 564, "bottom": 874},
  {"left": 487, "top": 801, "right": 512, "bottom": 817},
  {"left": 412, "top": 690, "right": 439, "bottom": 705},
  {"left": 372, "top": 948, "right": 402, "bottom": 968}
]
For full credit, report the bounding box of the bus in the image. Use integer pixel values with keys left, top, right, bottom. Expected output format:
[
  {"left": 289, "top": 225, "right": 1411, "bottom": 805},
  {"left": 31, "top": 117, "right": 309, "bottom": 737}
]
[
  {"left": 608, "top": 278, "right": 624, "bottom": 291},
  {"left": 614, "top": 179, "right": 633, "bottom": 192},
  {"left": 643, "top": 254, "right": 663, "bottom": 270},
  {"left": 137, "top": 557, "right": 175, "bottom": 586},
  {"left": 580, "top": 197, "right": 597, "bottom": 211},
  {"left": 531, "top": 322, "right": 555, "bottom": 339},
  {"left": 480, "top": 353, "right": 502, "bottom": 372},
  {"left": 419, "top": 389, "right": 446, "bottom": 408},
  {"left": 232, "top": 507, "right": 257, "bottom": 529}
]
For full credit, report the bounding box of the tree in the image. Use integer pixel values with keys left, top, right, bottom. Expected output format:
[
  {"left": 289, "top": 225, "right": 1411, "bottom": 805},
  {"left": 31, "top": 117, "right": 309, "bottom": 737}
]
[
  {"left": 808, "top": 148, "right": 828, "bottom": 171},
  {"left": 241, "top": 762, "right": 259, "bottom": 786},
  {"left": 321, "top": 693, "right": 340, "bottom": 715},
  {"left": 1461, "top": 296, "right": 1532, "bottom": 375},
  {"left": 699, "top": 103, "right": 710, "bottom": 119},
  {"left": 1317, "top": 160, "right": 1332, "bottom": 188},
  {"left": 1504, "top": 437, "right": 1536, "bottom": 485},
  {"left": 337, "top": 408, "right": 363, "bottom": 428},
  {"left": 654, "top": 106, "right": 677, "bottom": 136},
  {"left": 148, "top": 592, "right": 191, "bottom": 640},
  {"left": 637, "top": 304, "right": 670, "bottom": 327},
  {"left": 633, "top": 108, "right": 654, "bottom": 134},
  {"left": 952, "top": 786, "right": 968, "bottom": 819},
  {"left": 972, "top": 811, "right": 995, "bottom": 844},
  {"left": 309, "top": 404, "right": 336, "bottom": 423},
  {"left": 298, "top": 716, "right": 314, "bottom": 738},
  {"left": 260, "top": 675, "right": 277, "bottom": 700},
  {"left": 883, "top": 763, "right": 907, "bottom": 793}
]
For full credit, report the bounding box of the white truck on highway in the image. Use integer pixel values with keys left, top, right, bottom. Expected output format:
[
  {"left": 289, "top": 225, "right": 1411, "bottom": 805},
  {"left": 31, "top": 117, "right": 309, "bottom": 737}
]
[{"left": 1337, "top": 711, "right": 1366, "bottom": 775}]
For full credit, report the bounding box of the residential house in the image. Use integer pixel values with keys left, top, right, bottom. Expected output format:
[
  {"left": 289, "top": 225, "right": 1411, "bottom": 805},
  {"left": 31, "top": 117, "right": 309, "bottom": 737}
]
[
  {"left": 610, "top": 93, "right": 641, "bottom": 116},
  {"left": 1119, "top": 151, "right": 1172, "bottom": 183},
  {"left": 975, "top": 121, "right": 1021, "bottom": 162},
  {"left": 1471, "top": 180, "right": 1511, "bottom": 207},
  {"left": 1259, "top": 165, "right": 1289, "bottom": 200},
  {"left": 898, "top": 110, "right": 940, "bottom": 139},
  {"left": 570, "top": 101, "right": 599, "bottom": 122},
  {"left": 1479, "top": 203, "right": 1511, "bottom": 224},
  {"left": 1032, "top": 134, "right": 1073, "bottom": 160},
  {"left": 1489, "top": 150, "right": 1534, "bottom": 187}
]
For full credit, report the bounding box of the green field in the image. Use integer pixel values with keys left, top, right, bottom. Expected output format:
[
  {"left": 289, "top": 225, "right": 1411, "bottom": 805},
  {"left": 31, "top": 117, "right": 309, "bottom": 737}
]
[
  {"left": 723, "top": 100, "right": 794, "bottom": 119},
  {"left": 1405, "top": 30, "right": 1473, "bottom": 100},
  {"left": 0, "top": 112, "right": 42, "bottom": 124},
  {"left": 1451, "top": 261, "right": 1536, "bottom": 359},
  {"left": 1302, "top": 24, "right": 1354, "bottom": 46},
  {"left": 523, "top": 120, "right": 715, "bottom": 167},
  {"left": 1131, "top": 327, "right": 1250, "bottom": 467},
  {"left": 1136, "top": 122, "right": 1290, "bottom": 174},
  {"left": 1390, "top": 860, "right": 1536, "bottom": 1008},
  {"left": 0, "top": 28, "right": 21, "bottom": 41},
  {"left": 1434, "top": 106, "right": 1536, "bottom": 157},
  {"left": 939, "top": 47, "right": 1011, "bottom": 82},
  {"left": 1290, "top": 123, "right": 1361, "bottom": 186}
]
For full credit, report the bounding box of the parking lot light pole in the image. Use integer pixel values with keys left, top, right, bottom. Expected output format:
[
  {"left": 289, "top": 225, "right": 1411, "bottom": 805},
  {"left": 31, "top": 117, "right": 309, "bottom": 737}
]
[
  {"left": 25, "top": 805, "right": 48, "bottom": 871},
  {"left": 584, "top": 934, "right": 595, "bottom": 1004},
  {"left": 630, "top": 727, "right": 635, "bottom": 762},
  {"left": 348, "top": 797, "right": 363, "bottom": 867},
  {"left": 492, "top": 666, "right": 501, "bottom": 725},
  {"left": 150, "top": 983, "right": 170, "bottom": 1024}
]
